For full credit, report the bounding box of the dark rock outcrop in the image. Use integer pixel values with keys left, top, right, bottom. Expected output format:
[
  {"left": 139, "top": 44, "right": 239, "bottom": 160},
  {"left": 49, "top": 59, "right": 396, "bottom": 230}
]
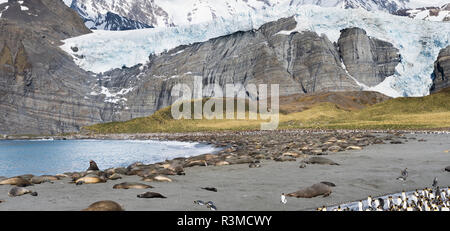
[
  {"left": 431, "top": 46, "right": 450, "bottom": 93},
  {"left": 0, "top": 0, "right": 112, "bottom": 135},
  {"left": 338, "top": 27, "right": 401, "bottom": 87}
]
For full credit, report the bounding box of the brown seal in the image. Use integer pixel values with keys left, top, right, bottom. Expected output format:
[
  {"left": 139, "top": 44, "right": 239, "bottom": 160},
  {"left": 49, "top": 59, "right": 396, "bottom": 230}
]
[
  {"left": 137, "top": 192, "right": 167, "bottom": 199},
  {"left": 0, "top": 177, "right": 32, "bottom": 187},
  {"left": 8, "top": 187, "right": 38, "bottom": 197},
  {"left": 302, "top": 157, "right": 339, "bottom": 166},
  {"left": 286, "top": 183, "right": 333, "bottom": 198},
  {"left": 82, "top": 200, "right": 124, "bottom": 211},
  {"left": 214, "top": 161, "right": 230, "bottom": 166},
  {"left": 75, "top": 175, "right": 106, "bottom": 185},
  {"left": 113, "top": 182, "right": 153, "bottom": 189},
  {"left": 31, "top": 175, "right": 60, "bottom": 184},
  {"left": 87, "top": 160, "right": 100, "bottom": 171},
  {"left": 107, "top": 173, "right": 122, "bottom": 180},
  {"left": 141, "top": 175, "right": 173, "bottom": 183}
]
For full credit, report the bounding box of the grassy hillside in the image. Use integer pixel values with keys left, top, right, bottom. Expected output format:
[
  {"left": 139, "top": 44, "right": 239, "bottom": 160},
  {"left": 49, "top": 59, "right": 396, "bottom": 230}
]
[{"left": 85, "top": 88, "right": 450, "bottom": 133}]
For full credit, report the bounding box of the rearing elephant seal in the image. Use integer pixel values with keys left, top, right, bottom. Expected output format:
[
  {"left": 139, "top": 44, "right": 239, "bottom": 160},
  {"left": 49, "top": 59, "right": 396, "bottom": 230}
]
[
  {"left": 8, "top": 187, "right": 38, "bottom": 197},
  {"left": 87, "top": 160, "right": 100, "bottom": 171},
  {"left": 113, "top": 182, "right": 153, "bottom": 189},
  {"left": 286, "top": 183, "right": 333, "bottom": 198},
  {"left": 82, "top": 200, "right": 124, "bottom": 211},
  {"left": 0, "top": 177, "right": 32, "bottom": 187}
]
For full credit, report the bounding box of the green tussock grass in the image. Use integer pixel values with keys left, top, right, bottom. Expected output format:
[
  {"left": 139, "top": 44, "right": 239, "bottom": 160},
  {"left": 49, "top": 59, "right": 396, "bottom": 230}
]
[{"left": 85, "top": 88, "right": 450, "bottom": 133}]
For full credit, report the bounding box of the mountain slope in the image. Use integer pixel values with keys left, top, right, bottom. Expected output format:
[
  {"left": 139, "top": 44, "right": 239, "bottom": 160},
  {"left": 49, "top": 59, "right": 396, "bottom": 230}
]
[
  {"left": 0, "top": 0, "right": 120, "bottom": 135},
  {"left": 69, "top": 1, "right": 153, "bottom": 30},
  {"left": 62, "top": 0, "right": 450, "bottom": 29},
  {"left": 60, "top": 5, "right": 450, "bottom": 97},
  {"left": 395, "top": 3, "right": 450, "bottom": 21}
]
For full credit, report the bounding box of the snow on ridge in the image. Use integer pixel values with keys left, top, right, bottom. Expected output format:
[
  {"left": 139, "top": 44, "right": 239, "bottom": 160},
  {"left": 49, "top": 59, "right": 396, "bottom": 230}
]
[{"left": 61, "top": 5, "right": 450, "bottom": 98}]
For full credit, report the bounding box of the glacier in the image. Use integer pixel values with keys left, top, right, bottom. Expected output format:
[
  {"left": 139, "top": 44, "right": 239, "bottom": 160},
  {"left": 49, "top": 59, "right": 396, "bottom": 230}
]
[
  {"left": 63, "top": 0, "right": 450, "bottom": 28},
  {"left": 60, "top": 5, "right": 450, "bottom": 98}
]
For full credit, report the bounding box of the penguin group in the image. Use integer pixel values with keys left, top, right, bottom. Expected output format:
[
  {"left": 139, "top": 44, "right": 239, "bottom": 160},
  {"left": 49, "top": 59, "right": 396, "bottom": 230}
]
[{"left": 319, "top": 187, "right": 450, "bottom": 211}]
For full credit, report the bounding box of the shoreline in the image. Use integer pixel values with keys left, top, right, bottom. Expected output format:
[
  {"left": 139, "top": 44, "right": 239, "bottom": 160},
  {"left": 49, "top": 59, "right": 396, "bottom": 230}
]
[
  {"left": 0, "top": 130, "right": 449, "bottom": 211},
  {"left": 2, "top": 128, "right": 450, "bottom": 141}
]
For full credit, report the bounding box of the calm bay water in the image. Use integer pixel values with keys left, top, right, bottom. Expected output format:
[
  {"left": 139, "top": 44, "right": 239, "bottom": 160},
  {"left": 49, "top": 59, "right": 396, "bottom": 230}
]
[{"left": 0, "top": 139, "right": 218, "bottom": 177}]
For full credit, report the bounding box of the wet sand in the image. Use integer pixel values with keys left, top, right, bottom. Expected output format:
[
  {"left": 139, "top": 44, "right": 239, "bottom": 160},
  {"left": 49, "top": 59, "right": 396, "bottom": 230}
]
[{"left": 0, "top": 133, "right": 449, "bottom": 211}]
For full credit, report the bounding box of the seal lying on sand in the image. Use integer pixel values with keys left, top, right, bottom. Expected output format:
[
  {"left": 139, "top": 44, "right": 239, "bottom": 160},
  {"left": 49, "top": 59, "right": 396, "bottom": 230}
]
[
  {"left": 141, "top": 175, "right": 173, "bottom": 182},
  {"left": 113, "top": 182, "right": 153, "bottom": 189},
  {"left": 31, "top": 175, "right": 60, "bottom": 184},
  {"left": 302, "top": 157, "right": 339, "bottom": 166},
  {"left": 0, "top": 177, "right": 32, "bottom": 187},
  {"left": 87, "top": 160, "right": 100, "bottom": 171},
  {"left": 201, "top": 187, "right": 218, "bottom": 192},
  {"left": 287, "top": 183, "right": 333, "bottom": 198},
  {"left": 137, "top": 192, "right": 167, "bottom": 199},
  {"left": 107, "top": 173, "right": 122, "bottom": 180},
  {"left": 75, "top": 176, "right": 106, "bottom": 185},
  {"left": 82, "top": 200, "right": 124, "bottom": 211},
  {"left": 8, "top": 187, "right": 38, "bottom": 197}
]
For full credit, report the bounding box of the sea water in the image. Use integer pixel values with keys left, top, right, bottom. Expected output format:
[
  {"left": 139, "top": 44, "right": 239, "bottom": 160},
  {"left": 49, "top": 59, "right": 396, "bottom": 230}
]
[{"left": 0, "top": 139, "right": 218, "bottom": 177}]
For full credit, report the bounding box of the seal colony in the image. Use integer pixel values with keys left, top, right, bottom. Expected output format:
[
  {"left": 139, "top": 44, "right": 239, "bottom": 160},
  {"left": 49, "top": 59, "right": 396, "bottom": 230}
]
[{"left": 0, "top": 130, "right": 449, "bottom": 211}]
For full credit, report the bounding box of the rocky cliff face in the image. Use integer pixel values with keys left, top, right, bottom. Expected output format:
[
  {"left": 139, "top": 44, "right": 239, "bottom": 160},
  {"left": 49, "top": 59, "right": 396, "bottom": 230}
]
[
  {"left": 96, "top": 17, "right": 399, "bottom": 123},
  {"left": 0, "top": 0, "right": 116, "bottom": 135},
  {"left": 431, "top": 46, "right": 450, "bottom": 93},
  {"left": 338, "top": 28, "right": 401, "bottom": 87},
  {"left": 0, "top": 2, "right": 400, "bottom": 135}
]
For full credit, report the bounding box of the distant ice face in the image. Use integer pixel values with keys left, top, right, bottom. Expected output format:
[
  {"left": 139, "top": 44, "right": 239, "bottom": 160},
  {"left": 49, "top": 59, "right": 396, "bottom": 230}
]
[{"left": 61, "top": 6, "right": 450, "bottom": 98}]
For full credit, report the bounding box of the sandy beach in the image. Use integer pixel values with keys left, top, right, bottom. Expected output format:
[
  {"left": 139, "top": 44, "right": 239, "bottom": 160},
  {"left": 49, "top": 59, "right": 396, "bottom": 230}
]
[{"left": 0, "top": 132, "right": 449, "bottom": 211}]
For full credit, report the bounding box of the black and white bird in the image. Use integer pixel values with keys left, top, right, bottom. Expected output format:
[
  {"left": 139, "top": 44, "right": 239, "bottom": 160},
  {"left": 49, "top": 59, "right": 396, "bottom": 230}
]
[
  {"left": 207, "top": 203, "right": 217, "bottom": 211},
  {"left": 396, "top": 168, "right": 408, "bottom": 181},
  {"left": 281, "top": 193, "right": 287, "bottom": 205},
  {"left": 194, "top": 200, "right": 206, "bottom": 206},
  {"left": 432, "top": 177, "right": 438, "bottom": 189}
]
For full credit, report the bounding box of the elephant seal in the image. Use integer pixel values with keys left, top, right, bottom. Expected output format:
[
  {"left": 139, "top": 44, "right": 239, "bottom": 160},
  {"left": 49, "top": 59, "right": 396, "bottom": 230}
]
[
  {"left": 215, "top": 161, "right": 230, "bottom": 166},
  {"left": 184, "top": 160, "right": 207, "bottom": 168},
  {"left": 302, "top": 157, "right": 339, "bottom": 166},
  {"left": 320, "top": 181, "right": 336, "bottom": 187},
  {"left": 137, "top": 192, "right": 167, "bottom": 199},
  {"left": 31, "top": 175, "right": 60, "bottom": 184},
  {"left": 75, "top": 176, "right": 106, "bottom": 185},
  {"left": 8, "top": 187, "right": 38, "bottom": 197},
  {"left": 82, "top": 200, "right": 124, "bottom": 211},
  {"left": 0, "top": 177, "right": 32, "bottom": 187},
  {"left": 113, "top": 182, "right": 153, "bottom": 189},
  {"left": 107, "top": 173, "right": 122, "bottom": 180},
  {"left": 445, "top": 166, "right": 450, "bottom": 172},
  {"left": 16, "top": 174, "right": 34, "bottom": 181},
  {"left": 87, "top": 160, "right": 100, "bottom": 171},
  {"left": 141, "top": 175, "right": 173, "bottom": 183},
  {"left": 201, "top": 187, "right": 217, "bottom": 192},
  {"left": 249, "top": 163, "right": 261, "bottom": 168},
  {"left": 286, "top": 183, "right": 333, "bottom": 198}
]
